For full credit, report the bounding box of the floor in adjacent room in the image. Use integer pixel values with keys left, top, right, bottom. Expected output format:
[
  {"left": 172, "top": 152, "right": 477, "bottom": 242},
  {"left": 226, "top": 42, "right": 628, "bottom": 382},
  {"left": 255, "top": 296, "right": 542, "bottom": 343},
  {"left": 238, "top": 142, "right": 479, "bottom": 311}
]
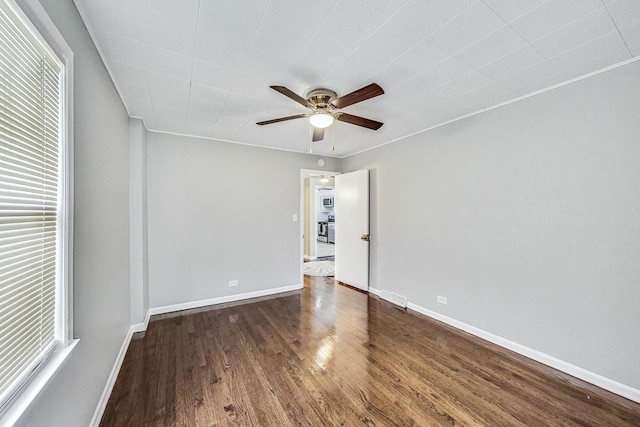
[
  {"left": 316, "top": 241, "right": 335, "bottom": 258},
  {"left": 100, "top": 276, "right": 640, "bottom": 426}
]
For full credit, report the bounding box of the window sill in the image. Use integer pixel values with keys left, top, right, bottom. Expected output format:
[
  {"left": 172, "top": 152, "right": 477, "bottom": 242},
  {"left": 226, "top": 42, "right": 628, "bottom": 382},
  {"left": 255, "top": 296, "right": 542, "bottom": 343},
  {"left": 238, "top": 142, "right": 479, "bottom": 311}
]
[{"left": 1, "top": 339, "right": 79, "bottom": 426}]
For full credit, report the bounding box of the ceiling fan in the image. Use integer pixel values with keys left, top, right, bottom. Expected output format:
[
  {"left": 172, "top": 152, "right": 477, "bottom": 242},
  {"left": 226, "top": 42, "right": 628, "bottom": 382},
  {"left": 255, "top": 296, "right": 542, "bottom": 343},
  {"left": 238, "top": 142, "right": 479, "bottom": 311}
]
[{"left": 256, "top": 83, "right": 385, "bottom": 142}]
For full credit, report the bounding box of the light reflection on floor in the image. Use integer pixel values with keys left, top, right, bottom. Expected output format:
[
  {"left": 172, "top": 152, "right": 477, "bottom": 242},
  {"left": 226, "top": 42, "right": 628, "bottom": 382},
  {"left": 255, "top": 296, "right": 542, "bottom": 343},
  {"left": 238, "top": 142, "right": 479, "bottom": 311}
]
[{"left": 304, "top": 276, "right": 373, "bottom": 384}]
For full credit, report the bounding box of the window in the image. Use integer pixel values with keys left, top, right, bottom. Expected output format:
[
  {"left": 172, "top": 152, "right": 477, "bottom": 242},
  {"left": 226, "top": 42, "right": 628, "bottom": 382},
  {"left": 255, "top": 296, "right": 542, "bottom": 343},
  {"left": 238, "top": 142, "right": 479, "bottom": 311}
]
[{"left": 0, "top": 0, "right": 71, "bottom": 415}]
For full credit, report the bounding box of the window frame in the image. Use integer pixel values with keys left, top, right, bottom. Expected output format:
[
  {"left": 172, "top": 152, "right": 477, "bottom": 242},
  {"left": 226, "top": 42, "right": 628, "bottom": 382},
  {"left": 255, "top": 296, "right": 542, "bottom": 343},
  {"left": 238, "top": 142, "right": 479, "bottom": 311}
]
[{"left": 0, "top": 0, "right": 75, "bottom": 423}]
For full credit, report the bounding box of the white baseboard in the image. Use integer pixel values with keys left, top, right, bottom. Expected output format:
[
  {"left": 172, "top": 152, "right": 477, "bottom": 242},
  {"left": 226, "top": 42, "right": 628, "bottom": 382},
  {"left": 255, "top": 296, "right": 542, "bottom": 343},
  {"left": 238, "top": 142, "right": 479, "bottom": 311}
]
[
  {"left": 130, "top": 311, "right": 150, "bottom": 334},
  {"left": 89, "top": 326, "right": 134, "bottom": 427},
  {"left": 94, "top": 281, "right": 639, "bottom": 427},
  {"left": 406, "top": 302, "right": 640, "bottom": 404},
  {"left": 147, "top": 284, "right": 303, "bottom": 317}
]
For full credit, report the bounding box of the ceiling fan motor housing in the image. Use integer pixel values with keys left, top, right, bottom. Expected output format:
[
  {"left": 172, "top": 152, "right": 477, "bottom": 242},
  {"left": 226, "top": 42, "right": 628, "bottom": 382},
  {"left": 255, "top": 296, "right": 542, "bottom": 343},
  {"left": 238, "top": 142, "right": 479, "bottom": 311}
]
[{"left": 306, "top": 88, "right": 338, "bottom": 111}]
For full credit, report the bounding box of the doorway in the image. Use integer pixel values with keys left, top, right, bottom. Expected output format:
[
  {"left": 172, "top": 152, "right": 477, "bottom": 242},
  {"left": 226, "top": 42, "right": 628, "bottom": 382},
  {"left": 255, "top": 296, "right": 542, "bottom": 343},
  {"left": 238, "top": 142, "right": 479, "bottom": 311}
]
[
  {"left": 299, "top": 169, "right": 340, "bottom": 284},
  {"left": 300, "top": 169, "right": 370, "bottom": 290},
  {"left": 315, "top": 183, "right": 336, "bottom": 259}
]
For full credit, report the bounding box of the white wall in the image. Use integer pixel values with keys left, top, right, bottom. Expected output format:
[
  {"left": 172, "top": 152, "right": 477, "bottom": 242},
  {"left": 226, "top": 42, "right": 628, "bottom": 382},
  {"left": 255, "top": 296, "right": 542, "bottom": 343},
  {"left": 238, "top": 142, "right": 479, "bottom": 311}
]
[
  {"left": 146, "top": 132, "right": 340, "bottom": 309},
  {"left": 17, "top": 0, "right": 131, "bottom": 425},
  {"left": 303, "top": 176, "right": 318, "bottom": 259},
  {"left": 342, "top": 60, "right": 640, "bottom": 391},
  {"left": 304, "top": 177, "right": 311, "bottom": 257},
  {"left": 316, "top": 188, "right": 335, "bottom": 220}
]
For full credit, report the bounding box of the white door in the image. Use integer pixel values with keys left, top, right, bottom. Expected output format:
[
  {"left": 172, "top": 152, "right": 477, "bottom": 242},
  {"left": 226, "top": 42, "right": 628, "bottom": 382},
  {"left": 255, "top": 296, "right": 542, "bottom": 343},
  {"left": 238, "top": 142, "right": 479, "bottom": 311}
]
[{"left": 335, "top": 169, "right": 369, "bottom": 291}]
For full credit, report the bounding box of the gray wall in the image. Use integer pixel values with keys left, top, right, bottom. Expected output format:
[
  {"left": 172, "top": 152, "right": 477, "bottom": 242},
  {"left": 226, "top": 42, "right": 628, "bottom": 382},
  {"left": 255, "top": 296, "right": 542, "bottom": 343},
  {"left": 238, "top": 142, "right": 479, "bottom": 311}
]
[
  {"left": 146, "top": 132, "right": 339, "bottom": 308},
  {"left": 12, "top": 2, "right": 639, "bottom": 424},
  {"left": 18, "top": 0, "right": 131, "bottom": 425},
  {"left": 129, "top": 118, "right": 148, "bottom": 325},
  {"left": 343, "top": 60, "right": 640, "bottom": 389}
]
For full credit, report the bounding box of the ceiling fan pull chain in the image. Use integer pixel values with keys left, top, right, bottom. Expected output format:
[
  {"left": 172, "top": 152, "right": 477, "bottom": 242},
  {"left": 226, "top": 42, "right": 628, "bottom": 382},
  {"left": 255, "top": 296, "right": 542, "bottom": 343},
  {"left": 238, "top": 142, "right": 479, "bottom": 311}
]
[{"left": 331, "top": 125, "right": 335, "bottom": 152}]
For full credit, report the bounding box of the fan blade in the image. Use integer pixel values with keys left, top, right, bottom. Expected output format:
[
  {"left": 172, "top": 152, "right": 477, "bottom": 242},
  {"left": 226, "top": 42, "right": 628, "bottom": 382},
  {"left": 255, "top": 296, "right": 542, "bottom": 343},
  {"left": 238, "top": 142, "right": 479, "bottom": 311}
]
[
  {"left": 270, "top": 86, "right": 313, "bottom": 109},
  {"left": 330, "top": 83, "right": 384, "bottom": 109},
  {"left": 256, "top": 114, "right": 307, "bottom": 126},
  {"left": 335, "top": 113, "right": 383, "bottom": 130},
  {"left": 312, "top": 127, "right": 325, "bottom": 142}
]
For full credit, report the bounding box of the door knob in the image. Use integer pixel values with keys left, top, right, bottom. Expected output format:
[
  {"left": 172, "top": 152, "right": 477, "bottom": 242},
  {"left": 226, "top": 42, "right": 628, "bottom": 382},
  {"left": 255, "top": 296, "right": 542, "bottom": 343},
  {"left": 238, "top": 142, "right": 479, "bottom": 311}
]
[{"left": 361, "top": 233, "right": 370, "bottom": 241}]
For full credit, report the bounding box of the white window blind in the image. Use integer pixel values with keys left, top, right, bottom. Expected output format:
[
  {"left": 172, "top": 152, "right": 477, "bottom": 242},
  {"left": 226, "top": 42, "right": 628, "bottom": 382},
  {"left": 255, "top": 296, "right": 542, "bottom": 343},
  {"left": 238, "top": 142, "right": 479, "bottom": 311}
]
[{"left": 0, "top": 0, "right": 63, "bottom": 408}]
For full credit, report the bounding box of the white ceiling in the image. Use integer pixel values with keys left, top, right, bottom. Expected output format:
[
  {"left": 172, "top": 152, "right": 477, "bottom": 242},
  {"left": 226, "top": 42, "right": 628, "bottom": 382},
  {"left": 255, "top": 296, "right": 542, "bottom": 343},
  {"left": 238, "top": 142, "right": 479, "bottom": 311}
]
[{"left": 75, "top": 0, "right": 640, "bottom": 157}]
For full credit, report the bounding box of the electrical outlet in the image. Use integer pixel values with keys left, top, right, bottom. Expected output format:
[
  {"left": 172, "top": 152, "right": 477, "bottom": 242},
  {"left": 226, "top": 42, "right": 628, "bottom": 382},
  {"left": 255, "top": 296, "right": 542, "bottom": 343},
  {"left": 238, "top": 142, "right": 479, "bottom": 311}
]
[
  {"left": 229, "top": 280, "right": 238, "bottom": 287},
  {"left": 437, "top": 295, "right": 448, "bottom": 305},
  {"left": 292, "top": 213, "right": 298, "bottom": 222}
]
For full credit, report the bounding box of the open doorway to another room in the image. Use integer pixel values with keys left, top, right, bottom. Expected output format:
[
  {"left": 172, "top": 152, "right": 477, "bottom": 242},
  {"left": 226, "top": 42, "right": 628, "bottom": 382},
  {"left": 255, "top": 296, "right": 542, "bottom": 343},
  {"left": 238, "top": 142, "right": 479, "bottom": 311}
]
[
  {"left": 315, "top": 180, "right": 336, "bottom": 260},
  {"left": 300, "top": 169, "right": 340, "bottom": 281}
]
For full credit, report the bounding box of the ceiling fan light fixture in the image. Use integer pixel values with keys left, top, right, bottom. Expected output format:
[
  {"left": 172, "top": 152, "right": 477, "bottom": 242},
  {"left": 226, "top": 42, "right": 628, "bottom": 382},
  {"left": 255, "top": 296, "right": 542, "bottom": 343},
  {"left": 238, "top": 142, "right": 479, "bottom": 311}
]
[
  {"left": 257, "top": 84, "right": 384, "bottom": 143},
  {"left": 309, "top": 112, "right": 334, "bottom": 128}
]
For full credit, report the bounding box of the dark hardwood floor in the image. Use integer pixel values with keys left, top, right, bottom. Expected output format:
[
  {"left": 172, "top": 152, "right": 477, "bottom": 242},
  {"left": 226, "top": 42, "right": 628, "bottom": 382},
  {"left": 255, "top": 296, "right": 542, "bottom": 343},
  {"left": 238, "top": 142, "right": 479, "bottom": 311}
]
[{"left": 101, "top": 276, "right": 640, "bottom": 426}]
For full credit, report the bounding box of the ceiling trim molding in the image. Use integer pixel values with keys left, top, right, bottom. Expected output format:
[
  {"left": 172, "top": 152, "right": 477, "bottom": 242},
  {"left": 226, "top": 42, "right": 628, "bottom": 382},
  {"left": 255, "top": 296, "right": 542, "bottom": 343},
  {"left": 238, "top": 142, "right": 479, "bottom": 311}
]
[
  {"left": 72, "top": 0, "right": 640, "bottom": 160},
  {"left": 148, "top": 52, "right": 640, "bottom": 160},
  {"left": 343, "top": 55, "right": 640, "bottom": 159},
  {"left": 147, "top": 129, "right": 343, "bottom": 159},
  {"left": 72, "top": 0, "right": 135, "bottom": 118}
]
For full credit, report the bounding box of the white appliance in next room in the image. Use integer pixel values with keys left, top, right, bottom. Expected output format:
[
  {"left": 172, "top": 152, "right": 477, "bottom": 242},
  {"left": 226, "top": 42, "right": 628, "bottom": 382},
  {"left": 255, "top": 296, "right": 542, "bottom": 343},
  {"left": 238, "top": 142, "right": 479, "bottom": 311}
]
[
  {"left": 322, "top": 196, "right": 334, "bottom": 208},
  {"left": 327, "top": 214, "right": 335, "bottom": 244}
]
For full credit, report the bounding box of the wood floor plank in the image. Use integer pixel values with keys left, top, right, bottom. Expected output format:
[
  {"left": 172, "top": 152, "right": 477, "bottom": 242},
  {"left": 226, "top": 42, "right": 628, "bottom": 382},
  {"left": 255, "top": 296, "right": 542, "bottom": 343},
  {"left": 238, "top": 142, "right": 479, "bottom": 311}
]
[{"left": 101, "top": 277, "right": 640, "bottom": 426}]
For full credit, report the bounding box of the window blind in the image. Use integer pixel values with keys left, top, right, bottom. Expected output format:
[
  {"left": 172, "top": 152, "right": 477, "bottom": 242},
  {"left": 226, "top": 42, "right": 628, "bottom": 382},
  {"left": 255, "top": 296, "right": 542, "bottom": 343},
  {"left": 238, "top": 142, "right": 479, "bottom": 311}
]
[{"left": 0, "top": 1, "right": 62, "bottom": 406}]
